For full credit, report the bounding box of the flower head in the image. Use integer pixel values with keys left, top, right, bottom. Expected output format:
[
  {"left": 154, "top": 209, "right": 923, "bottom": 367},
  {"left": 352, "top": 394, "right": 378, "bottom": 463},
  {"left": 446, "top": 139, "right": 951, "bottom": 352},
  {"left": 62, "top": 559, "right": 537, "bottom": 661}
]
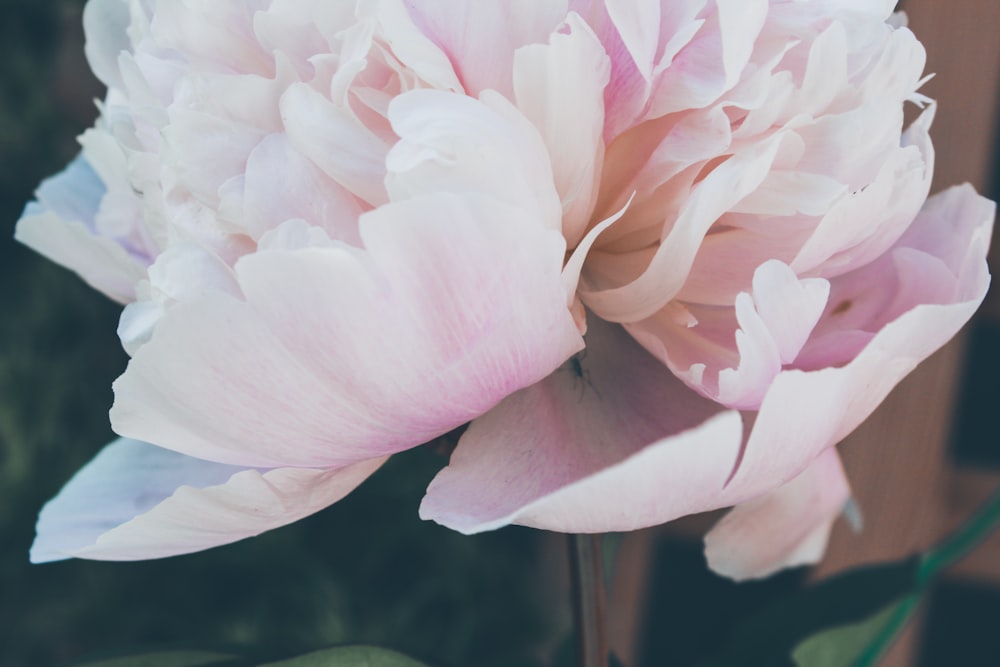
[{"left": 20, "top": 0, "right": 993, "bottom": 579}]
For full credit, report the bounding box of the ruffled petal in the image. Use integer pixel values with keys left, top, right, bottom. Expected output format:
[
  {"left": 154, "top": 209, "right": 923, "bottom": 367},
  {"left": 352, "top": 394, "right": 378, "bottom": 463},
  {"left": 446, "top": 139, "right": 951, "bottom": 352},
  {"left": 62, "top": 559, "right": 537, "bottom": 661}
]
[
  {"left": 420, "top": 318, "right": 744, "bottom": 534},
  {"left": 111, "top": 192, "right": 583, "bottom": 468},
  {"left": 704, "top": 447, "right": 850, "bottom": 581},
  {"left": 31, "top": 438, "right": 384, "bottom": 562},
  {"left": 362, "top": 0, "right": 464, "bottom": 93},
  {"left": 626, "top": 260, "right": 829, "bottom": 410},
  {"left": 581, "top": 131, "right": 786, "bottom": 322},
  {"left": 401, "top": 0, "right": 569, "bottom": 98},
  {"left": 646, "top": 0, "right": 767, "bottom": 117}
]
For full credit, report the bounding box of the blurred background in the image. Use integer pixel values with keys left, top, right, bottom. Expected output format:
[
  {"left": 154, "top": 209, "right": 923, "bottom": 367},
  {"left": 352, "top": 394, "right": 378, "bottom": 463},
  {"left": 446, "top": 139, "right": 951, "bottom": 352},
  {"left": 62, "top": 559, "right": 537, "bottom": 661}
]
[{"left": 0, "top": 1, "right": 997, "bottom": 666}]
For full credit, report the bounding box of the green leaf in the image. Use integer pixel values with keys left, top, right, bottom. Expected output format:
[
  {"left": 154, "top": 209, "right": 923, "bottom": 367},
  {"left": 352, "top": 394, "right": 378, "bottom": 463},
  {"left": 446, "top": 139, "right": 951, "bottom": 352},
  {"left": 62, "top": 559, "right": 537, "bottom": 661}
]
[
  {"left": 791, "top": 594, "right": 920, "bottom": 667},
  {"left": 258, "top": 645, "right": 431, "bottom": 667},
  {"left": 71, "top": 650, "right": 239, "bottom": 667},
  {"left": 694, "top": 556, "right": 922, "bottom": 667}
]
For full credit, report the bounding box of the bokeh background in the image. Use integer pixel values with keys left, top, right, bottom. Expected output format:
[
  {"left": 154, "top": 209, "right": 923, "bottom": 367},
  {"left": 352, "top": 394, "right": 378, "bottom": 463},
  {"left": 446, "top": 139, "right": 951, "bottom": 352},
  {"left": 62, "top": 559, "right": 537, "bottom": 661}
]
[{"left": 1, "top": 1, "right": 998, "bottom": 666}]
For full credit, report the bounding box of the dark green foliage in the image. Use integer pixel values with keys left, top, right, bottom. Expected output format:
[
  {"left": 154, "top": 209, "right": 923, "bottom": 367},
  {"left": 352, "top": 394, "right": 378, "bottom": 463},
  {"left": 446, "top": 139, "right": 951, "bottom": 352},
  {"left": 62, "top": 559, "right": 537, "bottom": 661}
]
[
  {"left": 692, "top": 557, "right": 921, "bottom": 667},
  {"left": 71, "top": 650, "right": 240, "bottom": 667}
]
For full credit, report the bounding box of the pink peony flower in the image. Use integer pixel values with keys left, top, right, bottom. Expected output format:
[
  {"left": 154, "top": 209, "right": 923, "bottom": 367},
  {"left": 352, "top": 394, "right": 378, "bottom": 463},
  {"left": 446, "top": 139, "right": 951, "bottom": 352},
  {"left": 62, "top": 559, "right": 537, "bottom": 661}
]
[{"left": 19, "top": 0, "right": 993, "bottom": 579}]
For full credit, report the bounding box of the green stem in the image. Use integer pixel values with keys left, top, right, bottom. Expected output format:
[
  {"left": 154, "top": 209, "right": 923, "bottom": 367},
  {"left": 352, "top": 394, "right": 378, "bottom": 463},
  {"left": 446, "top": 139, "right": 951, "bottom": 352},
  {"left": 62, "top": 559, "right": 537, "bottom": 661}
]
[
  {"left": 856, "top": 594, "right": 922, "bottom": 667},
  {"left": 568, "top": 534, "right": 608, "bottom": 667},
  {"left": 920, "top": 485, "right": 1000, "bottom": 583},
  {"left": 858, "top": 484, "right": 1000, "bottom": 665}
]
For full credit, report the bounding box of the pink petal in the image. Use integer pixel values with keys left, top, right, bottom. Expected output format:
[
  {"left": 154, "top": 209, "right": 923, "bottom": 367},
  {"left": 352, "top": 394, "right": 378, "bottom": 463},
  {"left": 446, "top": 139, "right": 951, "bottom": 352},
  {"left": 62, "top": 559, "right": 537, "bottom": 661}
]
[
  {"left": 626, "top": 260, "right": 829, "bottom": 410},
  {"left": 726, "top": 187, "right": 993, "bottom": 502},
  {"left": 217, "top": 132, "right": 364, "bottom": 244},
  {"left": 569, "top": 0, "right": 652, "bottom": 141},
  {"left": 512, "top": 12, "right": 610, "bottom": 247},
  {"left": 162, "top": 108, "right": 266, "bottom": 208},
  {"left": 714, "top": 261, "right": 827, "bottom": 408},
  {"left": 790, "top": 107, "right": 934, "bottom": 278},
  {"left": 799, "top": 184, "right": 993, "bottom": 370},
  {"left": 149, "top": 1, "right": 272, "bottom": 75},
  {"left": 646, "top": 0, "right": 767, "bottom": 118},
  {"left": 602, "top": 0, "right": 665, "bottom": 82},
  {"left": 111, "top": 193, "right": 583, "bottom": 468},
  {"left": 171, "top": 52, "right": 299, "bottom": 133},
  {"left": 420, "top": 318, "right": 744, "bottom": 534},
  {"left": 401, "top": 0, "right": 568, "bottom": 99},
  {"left": 423, "top": 185, "right": 992, "bottom": 538},
  {"left": 746, "top": 260, "right": 830, "bottom": 366},
  {"left": 279, "top": 82, "right": 390, "bottom": 207},
  {"left": 361, "top": 0, "right": 464, "bottom": 93},
  {"left": 704, "top": 447, "right": 851, "bottom": 581},
  {"left": 385, "top": 89, "right": 562, "bottom": 227},
  {"left": 31, "top": 438, "right": 384, "bottom": 562},
  {"left": 581, "top": 132, "right": 785, "bottom": 322},
  {"left": 117, "top": 242, "right": 242, "bottom": 354}
]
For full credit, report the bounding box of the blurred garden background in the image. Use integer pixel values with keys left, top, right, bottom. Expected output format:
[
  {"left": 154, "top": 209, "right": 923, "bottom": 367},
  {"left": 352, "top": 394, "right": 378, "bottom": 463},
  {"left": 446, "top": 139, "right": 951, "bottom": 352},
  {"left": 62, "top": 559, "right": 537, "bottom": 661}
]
[{"left": 1, "top": 1, "right": 999, "bottom": 666}]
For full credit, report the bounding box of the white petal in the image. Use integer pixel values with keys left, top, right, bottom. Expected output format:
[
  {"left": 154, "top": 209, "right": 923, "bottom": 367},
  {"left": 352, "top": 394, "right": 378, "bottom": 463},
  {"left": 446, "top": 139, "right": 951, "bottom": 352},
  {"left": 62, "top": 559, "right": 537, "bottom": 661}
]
[
  {"left": 31, "top": 438, "right": 384, "bottom": 562},
  {"left": 704, "top": 447, "right": 851, "bottom": 581},
  {"left": 15, "top": 156, "right": 146, "bottom": 303}
]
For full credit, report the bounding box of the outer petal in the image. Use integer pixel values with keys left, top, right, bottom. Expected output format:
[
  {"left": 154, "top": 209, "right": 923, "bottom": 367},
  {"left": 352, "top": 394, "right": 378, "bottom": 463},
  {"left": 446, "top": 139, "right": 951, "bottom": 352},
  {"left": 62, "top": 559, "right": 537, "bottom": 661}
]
[
  {"left": 111, "top": 193, "right": 583, "bottom": 468},
  {"left": 420, "top": 318, "right": 745, "bottom": 534},
  {"left": 704, "top": 447, "right": 851, "bottom": 581},
  {"left": 82, "top": 0, "right": 132, "bottom": 91},
  {"left": 31, "top": 438, "right": 385, "bottom": 562},
  {"left": 15, "top": 155, "right": 146, "bottom": 304},
  {"left": 725, "top": 185, "right": 993, "bottom": 502}
]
